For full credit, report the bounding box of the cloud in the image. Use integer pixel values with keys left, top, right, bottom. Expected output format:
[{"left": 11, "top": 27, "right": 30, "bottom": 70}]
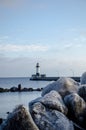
[
  {"left": 0, "top": 36, "right": 9, "bottom": 40},
  {"left": 62, "top": 31, "right": 86, "bottom": 50},
  {"left": 0, "top": 44, "right": 49, "bottom": 52},
  {"left": 63, "top": 43, "right": 73, "bottom": 49},
  {"left": 63, "top": 42, "right": 83, "bottom": 50}
]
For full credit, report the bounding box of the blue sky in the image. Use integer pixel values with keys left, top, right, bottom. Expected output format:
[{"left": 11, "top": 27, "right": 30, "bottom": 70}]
[{"left": 0, "top": 0, "right": 86, "bottom": 77}]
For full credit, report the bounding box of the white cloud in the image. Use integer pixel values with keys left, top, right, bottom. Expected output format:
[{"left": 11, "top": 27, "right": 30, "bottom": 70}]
[
  {"left": 0, "top": 36, "right": 9, "bottom": 43},
  {"left": 0, "top": 44, "right": 49, "bottom": 52},
  {"left": 0, "top": 36, "right": 9, "bottom": 40},
  {"left": 62, "top": 32, "right": 86, "bottom": 50},
  {"left": 63, "top": 42, "right": 83, "bottom": 50},
  {"left": 63, "top": 43, "right": 73, "bottom": 49}
]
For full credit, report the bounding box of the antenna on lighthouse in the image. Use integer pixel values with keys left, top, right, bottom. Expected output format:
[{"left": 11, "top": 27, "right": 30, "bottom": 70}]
[{"left": 36, "top": 63, "right": 40, "bottom": 76}]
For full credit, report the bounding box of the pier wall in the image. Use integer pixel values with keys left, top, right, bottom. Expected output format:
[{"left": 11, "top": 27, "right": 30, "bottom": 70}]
[{"left": 30, "top": 77, "right": 80, "bottom": 82}]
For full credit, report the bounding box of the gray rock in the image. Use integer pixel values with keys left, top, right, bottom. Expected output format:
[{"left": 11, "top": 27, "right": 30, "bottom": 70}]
[
  {"left": 64, "top": 93, "right": 86, "bottom": 124},
  {"left": 29, "top": 91, "right": 68, "bottom": 115},
  {"left": 78, "top": 85, "right": 86, "bottom": 102},
  {"left": 80, "top": 72, "right": 86, "bottom": 84},
  {"left": 42, "top": 77, "right": 79, "bottom": 98},
  {"left": 0, "top": 118, "right": 3, "bottom": 125},
  {"left": 41, "top": 90, "right": 68, "bottom": 115},
  {"left": 10, "top": 87, "right": 18, "bottom": 92},
  {"left": 1, "top": 105, "right": 39, "bottom": 130},
  {"left": 29, "top": 102, "right": 74, "bottom": 130},
  {"left": 73, "top": 122, "right": 86, "bottom": 130},
  {"left": 29, "top": 97, "right": 42, "bottom": 113}
]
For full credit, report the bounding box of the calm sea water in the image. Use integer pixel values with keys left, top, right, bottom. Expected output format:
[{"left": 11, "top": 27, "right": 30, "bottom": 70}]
[
  {"left": 0, "top": 77, "right": 50, "bottom": 89},
  {"left": 0, "top": 77, "right": 51, "bottom": 119}
]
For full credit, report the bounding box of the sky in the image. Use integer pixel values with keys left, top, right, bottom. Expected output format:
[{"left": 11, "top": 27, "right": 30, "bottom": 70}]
[{"left": 0, "top": 0, "right": 86, "bottom": 77}]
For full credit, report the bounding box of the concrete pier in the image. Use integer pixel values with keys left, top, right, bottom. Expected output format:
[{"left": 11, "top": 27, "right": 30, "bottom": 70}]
[{"left": 30, "top": 76, "right": 80, "bottom": 82}]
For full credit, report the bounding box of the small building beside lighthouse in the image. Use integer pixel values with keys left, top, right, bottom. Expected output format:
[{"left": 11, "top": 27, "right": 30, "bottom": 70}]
[{"left": 30, "top": 63, "right": 46, "bottom": 80}]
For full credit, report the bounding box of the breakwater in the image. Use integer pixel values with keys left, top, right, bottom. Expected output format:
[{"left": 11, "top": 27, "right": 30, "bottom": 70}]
[
  {"left": 30, "top": 76, "right": 80, "bottom": 82},
  {"left": 0, "top": 84, "right": 43, "bottom": 93}
]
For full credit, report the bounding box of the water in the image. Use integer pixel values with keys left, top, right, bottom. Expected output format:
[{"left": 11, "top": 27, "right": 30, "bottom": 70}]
[
  {"left": 0, "top": 77, "right": 51, "bottom": 119},
  {"left": 0, "top": 77, "right": 50, "bottom": 89}
]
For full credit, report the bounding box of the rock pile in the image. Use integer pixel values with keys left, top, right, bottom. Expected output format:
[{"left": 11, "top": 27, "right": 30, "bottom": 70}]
[
  {"left": 64, "top": 93, "right": 86, "bottom": 128},
  {"left": 0, "top": 105, "right": 39, "bottom": 130},
  {"left": 1, "top": 74, "right": 86, "bottom": 130},
  {"left": 42, "top": 77, "right": 79, "bottom": 98}
]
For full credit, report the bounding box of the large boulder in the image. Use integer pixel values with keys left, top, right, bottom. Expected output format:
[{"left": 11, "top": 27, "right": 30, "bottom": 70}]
[
  {"left": 64, "top": 93, "right": 86, "bottom": 128},
  {"left": 78, "top": 85, "right": 86, "bottom": 102},
  {"left": 80, "top": 72, "right": 86, "bottom": 84},
  {"left": 41, "top": 90, "right": 68, "bottom": 115},
  {"left": 29, "top": 101, "right": 74, "bottom": 130},
  {"left": 29, "top": 90, "right": 68, "bottom": 115},
  {"left": 42, "top": 77, "right": 79, "bottom": 98},
  {"left": 1, "top": 105, "right": 39, "bottom": 130}
]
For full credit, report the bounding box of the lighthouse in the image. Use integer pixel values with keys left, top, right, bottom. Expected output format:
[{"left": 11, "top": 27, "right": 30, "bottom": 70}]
[
  {"left": 30, "top": 63, "right": 46, "bottom": 80},
  {"left": 36, "top": 63, "right": 40, "bottom": 76}
]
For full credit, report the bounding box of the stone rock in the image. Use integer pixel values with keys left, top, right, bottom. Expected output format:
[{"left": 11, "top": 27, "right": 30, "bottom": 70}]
[
  {"left": 78, "top": 85, "right": 86, "bottom": 102},
  {"left": 0, "top": 118, "right": 3, "bottom": 125},
  {"left": 41, "top": 90, "right": 68, "bottom": 115},
  {"left": 0, "top": 88, "right": 4, "bottom": 93},
  {"left": 29, "top": 97, "right": 42, "bottom": 110},
  {"left": 18, "top": 84, "right": 22, "bottom": 91},
  {"left": 29, "top": 91, "right": 68, "bottom": 115},
  {"left": 64, "top": 93, "right": 86, "bottom": 128},
  {"left": 28, "top": 88, "right": 34, "bottom": 91},
  {"left": 35, "top": 88, "right": 43, "bottom": 91},
  {"left": 29, "top": 102, "right": 74, "bottom": 130},
  {"left": 10, "top": 87, "right": 18, "bottom": 92},
  {"left": 73, "top": 122, "right": 86, "bottom": 130},
  {"left": 42, "top": 77, "right": 79, "bottom": 98},
  {"left": 80, "top": 72, "right": 86, "bottom": 84},
  {"left": 22, "top": 87, "right": 29, "bottom": 91},
  {"left": 1, "top": 105, "right": 39, "bottom": 130}
]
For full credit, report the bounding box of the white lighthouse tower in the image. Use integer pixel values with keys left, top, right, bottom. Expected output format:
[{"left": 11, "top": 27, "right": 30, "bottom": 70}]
[
  {"left": 30, "top": 62, "right": 46, "bottom": 80},
  {"left": 36, "top": 63, "right": 40, "bottom": 76}
]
